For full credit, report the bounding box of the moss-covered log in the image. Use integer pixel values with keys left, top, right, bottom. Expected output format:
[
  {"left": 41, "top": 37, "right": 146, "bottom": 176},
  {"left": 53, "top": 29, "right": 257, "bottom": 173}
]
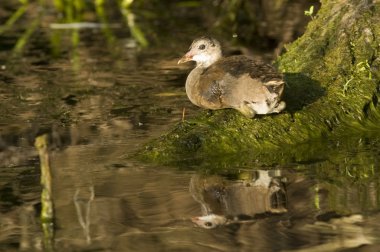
[{"left": 138, "top": 0, "right": 380, "bottom": 167}]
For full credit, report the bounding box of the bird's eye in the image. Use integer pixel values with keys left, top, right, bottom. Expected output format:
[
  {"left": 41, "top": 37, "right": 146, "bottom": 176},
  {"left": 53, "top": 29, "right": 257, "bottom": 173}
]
[{"left": 198, "top": 44, "right": 206, "bottom": 50}]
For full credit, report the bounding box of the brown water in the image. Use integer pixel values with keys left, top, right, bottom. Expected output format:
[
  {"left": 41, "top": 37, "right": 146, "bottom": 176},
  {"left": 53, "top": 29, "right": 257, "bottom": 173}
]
[{"left": 1, "top": 2, "right": 380, "bottom": 252}]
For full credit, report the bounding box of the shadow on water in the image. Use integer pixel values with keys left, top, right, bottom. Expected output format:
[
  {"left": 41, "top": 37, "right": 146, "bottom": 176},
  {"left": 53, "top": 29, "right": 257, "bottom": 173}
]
[{"left": 283, "top": 73, "right": 326, "bottom": 113}]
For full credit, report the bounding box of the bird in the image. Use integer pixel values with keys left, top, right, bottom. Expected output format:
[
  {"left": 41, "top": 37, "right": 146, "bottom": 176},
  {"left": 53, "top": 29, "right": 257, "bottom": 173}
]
[{"left": 178, "top": 36, "right": 286, "bottom": 118}]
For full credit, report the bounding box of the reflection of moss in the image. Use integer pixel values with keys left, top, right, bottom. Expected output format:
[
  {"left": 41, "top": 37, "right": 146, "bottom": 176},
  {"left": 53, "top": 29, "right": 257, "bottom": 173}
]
[
  {"left": 138, "top": 0, "right": 380, "bottom": 167},
  {"left": 306, "top": 145, "right": 380, "bottom": 213}
]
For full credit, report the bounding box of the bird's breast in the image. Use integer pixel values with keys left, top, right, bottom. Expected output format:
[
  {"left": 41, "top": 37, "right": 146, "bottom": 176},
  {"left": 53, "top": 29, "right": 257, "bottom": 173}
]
[{"left": 185, "top": 68, "right": 224, "bottom": 109}]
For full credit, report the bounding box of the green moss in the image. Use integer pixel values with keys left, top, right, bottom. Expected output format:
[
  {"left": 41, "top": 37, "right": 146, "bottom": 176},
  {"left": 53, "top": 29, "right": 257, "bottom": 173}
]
[{"left": 137, "top": 0, "right": 380, "bottom": 168}]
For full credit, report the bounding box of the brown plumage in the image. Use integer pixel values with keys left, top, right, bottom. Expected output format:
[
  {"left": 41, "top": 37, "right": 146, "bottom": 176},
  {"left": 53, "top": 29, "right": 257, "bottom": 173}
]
[{"left": 178, "top": 37, "right": 286, "bottom": 118}]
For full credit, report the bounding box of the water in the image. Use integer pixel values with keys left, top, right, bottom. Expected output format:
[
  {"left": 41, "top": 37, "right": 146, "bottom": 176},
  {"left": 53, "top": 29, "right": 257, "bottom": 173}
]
[
  {"left": 3, "top": 153, "right": 380, "bottom": 251},
  {"left": 1, "top": 2, "right": 380, "bottom": 251}
]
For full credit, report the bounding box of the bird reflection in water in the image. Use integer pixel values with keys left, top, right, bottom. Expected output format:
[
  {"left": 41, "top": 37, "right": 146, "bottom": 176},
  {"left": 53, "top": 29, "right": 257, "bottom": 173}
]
[{"left": 190, "top": 170, "right": 287, "bottom": 229}]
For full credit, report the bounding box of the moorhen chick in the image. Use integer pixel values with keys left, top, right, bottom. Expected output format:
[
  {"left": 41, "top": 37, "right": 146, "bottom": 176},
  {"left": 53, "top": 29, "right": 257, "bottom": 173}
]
[{"left": 178, "top": 37, "right": 286, "bottom": 118}]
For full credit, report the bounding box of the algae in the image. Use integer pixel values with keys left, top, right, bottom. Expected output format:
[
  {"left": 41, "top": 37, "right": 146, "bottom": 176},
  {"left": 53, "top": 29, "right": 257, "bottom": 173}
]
[{"left": 138, "top": 0, "right": 380, "bottom": 167}]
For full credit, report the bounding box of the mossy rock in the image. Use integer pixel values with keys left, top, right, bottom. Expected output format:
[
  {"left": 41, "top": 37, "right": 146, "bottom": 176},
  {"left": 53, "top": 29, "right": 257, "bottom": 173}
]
[{"left": 138, "top": 0, "right": 380, "bottom": 168}]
